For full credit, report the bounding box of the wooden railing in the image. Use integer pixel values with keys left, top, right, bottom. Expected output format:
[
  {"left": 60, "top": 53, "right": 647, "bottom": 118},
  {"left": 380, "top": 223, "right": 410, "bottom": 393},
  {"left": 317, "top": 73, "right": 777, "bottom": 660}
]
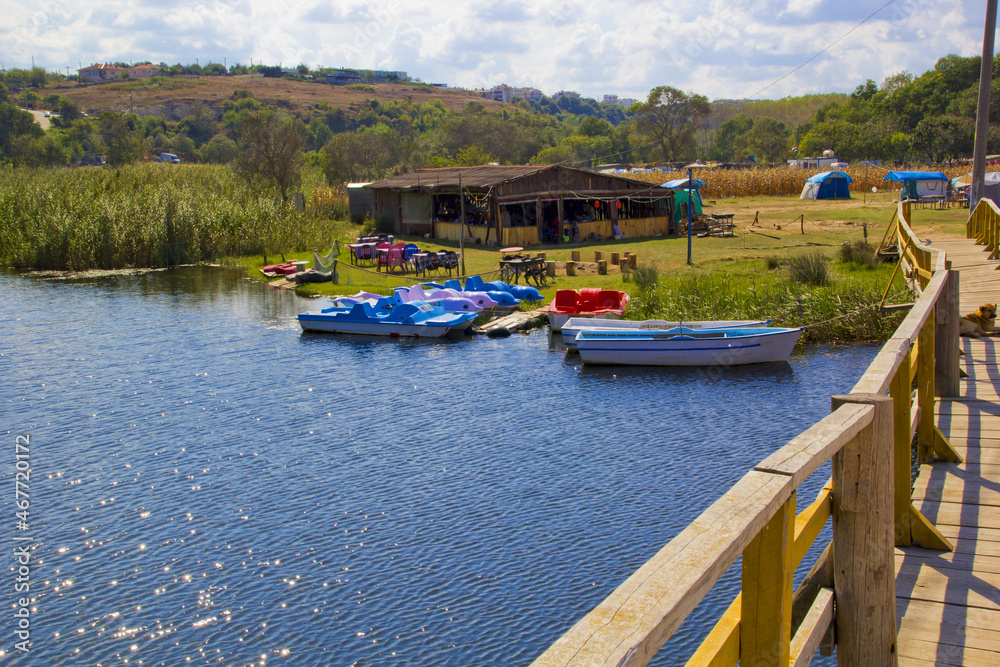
[
  {"left": 532, "top": 200, "right": 963, "bottom": 667},
  {"left": 966, "top": 196, "right": 1000, "bottom": 260}
]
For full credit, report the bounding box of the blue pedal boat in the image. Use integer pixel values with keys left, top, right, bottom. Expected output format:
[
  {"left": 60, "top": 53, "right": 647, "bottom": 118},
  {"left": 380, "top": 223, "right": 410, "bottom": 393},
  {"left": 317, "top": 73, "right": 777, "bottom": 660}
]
[{"left": 298, "top": 300, "right": 478, "bottom": 337}]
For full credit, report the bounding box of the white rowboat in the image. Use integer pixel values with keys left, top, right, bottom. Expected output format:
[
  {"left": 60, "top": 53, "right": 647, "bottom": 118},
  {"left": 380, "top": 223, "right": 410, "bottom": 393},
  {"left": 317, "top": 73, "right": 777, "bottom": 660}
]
[
  {"left": 560, "top": 318, "right": 771, "bottom": 349},
  {"left": 575, "top": 326, "right": 802, "bottom": 366}
]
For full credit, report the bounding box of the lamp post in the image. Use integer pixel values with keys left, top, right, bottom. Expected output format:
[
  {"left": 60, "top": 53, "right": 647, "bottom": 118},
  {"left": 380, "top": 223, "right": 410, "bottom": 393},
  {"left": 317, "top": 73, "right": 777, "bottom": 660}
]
[{"left": 686, "top": 168, "right": 694, "bottom": 265}]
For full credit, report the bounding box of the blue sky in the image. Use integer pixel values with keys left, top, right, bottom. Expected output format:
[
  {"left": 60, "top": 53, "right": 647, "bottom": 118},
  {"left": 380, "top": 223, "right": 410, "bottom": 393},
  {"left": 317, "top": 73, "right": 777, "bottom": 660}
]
[{"left": 0, "top": 0, "right": 989, "bottom": 101}]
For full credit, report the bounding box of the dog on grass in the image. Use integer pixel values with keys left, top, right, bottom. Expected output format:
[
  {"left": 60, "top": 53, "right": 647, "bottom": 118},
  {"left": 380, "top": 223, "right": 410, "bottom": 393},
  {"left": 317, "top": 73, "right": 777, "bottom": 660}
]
[{"left": 960, "top": 304, "right": 998, "bottom": 337}]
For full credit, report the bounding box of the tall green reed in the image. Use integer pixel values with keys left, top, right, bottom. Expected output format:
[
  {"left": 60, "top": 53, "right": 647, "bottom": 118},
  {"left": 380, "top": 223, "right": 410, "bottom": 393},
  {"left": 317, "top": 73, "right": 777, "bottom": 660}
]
[{"left": 0, "top": 164, "right": 341, "bottom": 271}]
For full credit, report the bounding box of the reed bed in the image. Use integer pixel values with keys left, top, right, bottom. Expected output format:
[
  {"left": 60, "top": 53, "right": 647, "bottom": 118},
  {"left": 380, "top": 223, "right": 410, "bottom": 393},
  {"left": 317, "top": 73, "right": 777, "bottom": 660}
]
[
  {"left": 0, "top": 164, "right": 342, "bottom": 271},
  {"left": 628, "top": 264, "right": 905, "bottom": 343},
  {"left": 629, "top": 165, "right": 968, "bottom": 199}
]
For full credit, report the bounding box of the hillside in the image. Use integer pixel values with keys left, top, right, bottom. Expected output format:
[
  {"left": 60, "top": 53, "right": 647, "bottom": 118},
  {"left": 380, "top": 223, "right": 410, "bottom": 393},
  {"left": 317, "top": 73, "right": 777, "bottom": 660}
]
[{"left": 49, "top": 74, "right": 503, "bottom": 121}]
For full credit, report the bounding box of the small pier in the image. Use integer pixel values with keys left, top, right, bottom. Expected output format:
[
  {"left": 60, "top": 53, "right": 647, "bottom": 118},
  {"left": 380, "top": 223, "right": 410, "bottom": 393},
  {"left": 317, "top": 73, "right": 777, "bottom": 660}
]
[
  {"left": 531, "top": 200, "right": 1000, "bottom": 666},
  {"left": 896, "top": 237, "right": 1000, "bottom": 666}
]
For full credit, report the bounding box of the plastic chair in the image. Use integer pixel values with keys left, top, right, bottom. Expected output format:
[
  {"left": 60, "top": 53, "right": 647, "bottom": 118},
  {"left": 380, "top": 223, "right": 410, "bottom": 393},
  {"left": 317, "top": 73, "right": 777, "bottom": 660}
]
[
  {"left": 441, "top": 251, "right": 460, "bottom": 276},
  {"left": 375, "top": 242, "right": 392, "bottom": 271}
]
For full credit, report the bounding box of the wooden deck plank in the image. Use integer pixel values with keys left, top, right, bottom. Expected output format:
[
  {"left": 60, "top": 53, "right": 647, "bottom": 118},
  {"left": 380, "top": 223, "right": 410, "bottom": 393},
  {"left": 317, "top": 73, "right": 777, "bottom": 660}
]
[
  {"left": 896, "top": 236, "right": 1000, "bottom": 665},
  {"left": 897, "top": 596, "right": 1000, "bottom": 633},
  {"left": 897, "top": 635, "right": 1000, "bottom": 666}
]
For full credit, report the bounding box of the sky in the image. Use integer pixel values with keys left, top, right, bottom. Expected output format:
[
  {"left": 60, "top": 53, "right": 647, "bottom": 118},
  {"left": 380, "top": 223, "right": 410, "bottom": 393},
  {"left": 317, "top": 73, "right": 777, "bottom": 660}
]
[{"left": 0, "top": 0, "right": 991, "bottom": 102}]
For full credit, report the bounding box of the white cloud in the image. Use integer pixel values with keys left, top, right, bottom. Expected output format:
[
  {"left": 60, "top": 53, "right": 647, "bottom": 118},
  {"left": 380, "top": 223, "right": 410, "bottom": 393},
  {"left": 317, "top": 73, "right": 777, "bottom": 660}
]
[{"left": 0, "top": 0, "right": 989, "bottom": 102}]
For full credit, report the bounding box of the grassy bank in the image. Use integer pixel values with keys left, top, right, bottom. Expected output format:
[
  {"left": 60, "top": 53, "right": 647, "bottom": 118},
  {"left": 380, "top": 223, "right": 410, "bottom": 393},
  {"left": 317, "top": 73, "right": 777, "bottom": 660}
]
[
  {"left": 239, "top": 195, "right": 939, "bottom": 343},
  {"left": 0, "top": 164, "right": 348, "bottom": 271}
]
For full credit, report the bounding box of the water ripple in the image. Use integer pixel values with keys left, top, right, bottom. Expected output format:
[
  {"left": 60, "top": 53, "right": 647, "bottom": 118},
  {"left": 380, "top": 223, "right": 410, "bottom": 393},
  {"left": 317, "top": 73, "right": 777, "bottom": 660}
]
[{"left": 0, "top": 267, "right": 872, "bottom": 666}]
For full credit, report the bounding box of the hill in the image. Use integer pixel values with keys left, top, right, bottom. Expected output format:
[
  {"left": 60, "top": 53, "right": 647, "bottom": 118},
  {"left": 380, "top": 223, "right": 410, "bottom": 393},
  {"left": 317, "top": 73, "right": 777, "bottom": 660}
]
[{"left": 49, "top": 74, "right": 503, "bottom": 121}]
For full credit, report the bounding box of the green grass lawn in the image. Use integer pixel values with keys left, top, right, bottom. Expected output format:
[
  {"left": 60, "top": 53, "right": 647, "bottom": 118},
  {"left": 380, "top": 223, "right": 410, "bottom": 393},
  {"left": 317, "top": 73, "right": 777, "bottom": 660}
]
[{"left": 224, "top": 195, "right": 962, "bottom": 342}]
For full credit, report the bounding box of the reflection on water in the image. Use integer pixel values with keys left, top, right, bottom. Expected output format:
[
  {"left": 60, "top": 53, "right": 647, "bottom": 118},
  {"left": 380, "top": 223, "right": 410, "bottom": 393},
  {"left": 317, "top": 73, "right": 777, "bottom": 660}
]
[{"left": 1, "top": 267, "right": 875, "bottom": 666}]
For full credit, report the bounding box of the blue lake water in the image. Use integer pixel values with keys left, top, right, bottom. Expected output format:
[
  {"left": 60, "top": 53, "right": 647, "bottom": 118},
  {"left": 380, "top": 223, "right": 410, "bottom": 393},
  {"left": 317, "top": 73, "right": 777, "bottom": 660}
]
[{"left": 1, "top": 267, "right": 877, "bottom": 665}]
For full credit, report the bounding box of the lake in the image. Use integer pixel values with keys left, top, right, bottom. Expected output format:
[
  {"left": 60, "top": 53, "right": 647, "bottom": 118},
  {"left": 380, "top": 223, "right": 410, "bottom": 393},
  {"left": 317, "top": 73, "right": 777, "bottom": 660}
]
[{"left": 1, "top": 267, "right": 877, "bottom": 665}]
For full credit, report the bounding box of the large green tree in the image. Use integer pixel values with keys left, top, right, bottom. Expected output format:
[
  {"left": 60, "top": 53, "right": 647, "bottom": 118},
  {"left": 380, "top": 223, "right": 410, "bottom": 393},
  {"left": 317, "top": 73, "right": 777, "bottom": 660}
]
[
  {"left": 633, "top": 86, "right": 710, "bottom": 161},
  {"left": 743, "top": 117, "right": 790, "bottom": 164},
  {"left": 98, "top": 112, "right": 144, "bottom": 166},
  {"left": 232, "top": 111, "right": 307, "bottom": 202}
]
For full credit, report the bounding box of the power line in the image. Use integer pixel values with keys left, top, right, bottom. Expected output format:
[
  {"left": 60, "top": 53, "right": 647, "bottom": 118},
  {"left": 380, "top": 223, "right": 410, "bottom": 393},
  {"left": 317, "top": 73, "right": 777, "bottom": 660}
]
[{"left": 745, "top": 0, "right": 897, "bottom": 100}]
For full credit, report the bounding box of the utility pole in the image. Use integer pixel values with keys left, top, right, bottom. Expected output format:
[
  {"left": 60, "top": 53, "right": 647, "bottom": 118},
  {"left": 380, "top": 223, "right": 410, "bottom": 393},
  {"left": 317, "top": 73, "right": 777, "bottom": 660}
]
[
  {"left": 458, "top": 173, "right": 467, "bottom": 277},
  {"left": 971, "top": 0, "right": 998, "bottom": 211},
  {"left": 686, "top": 168, "right": 694, "bottom": 265}
]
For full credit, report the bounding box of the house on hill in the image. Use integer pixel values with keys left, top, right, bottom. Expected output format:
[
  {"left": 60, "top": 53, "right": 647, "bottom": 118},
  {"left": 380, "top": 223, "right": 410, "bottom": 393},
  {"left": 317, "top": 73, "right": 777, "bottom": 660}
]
[
  {"left": 78, "top": 63, "right": 161, "bottom": 84},
  {"left": 365, "top": 165, "right": 676, "bottom": 247}
]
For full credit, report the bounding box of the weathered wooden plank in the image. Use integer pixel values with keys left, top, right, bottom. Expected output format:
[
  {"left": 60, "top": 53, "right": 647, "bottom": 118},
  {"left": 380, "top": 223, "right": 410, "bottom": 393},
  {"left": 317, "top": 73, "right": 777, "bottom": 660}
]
[
  {"left": 932, "top": 526, "right": 1000, "bottom": 556},
  {"left": 895, "top": 561, "right": 1000, "bottom": 610},
  {"left": 532, "top": 471, "right": 794, "bottom": 667},
  {"left": 899, "top": 614, "right": 1000, "bottom": 654},
  {"left": 754, "top": 403, "right": 872, "bottom": 486},
  {"left": 789, "top": 587, "right": 833, "bottom": 667},
  {"left": 897, "top": 596, "right": 1000, "bottom": 633},
  {"left": 741, "top": 495, "right": 794, "bottom": 666},
  {"left": 913, "top": 499, "right": 1000, "bottom": 530},
  {"left": 896, "top": 635, "right": 999, "bottom": 666},
  {"left": 831, "top": 395, "right": 896, "bottom": 665},
  {"left": 683, "top": 596, "right": 739, "bottom": 667},
  {"left": 895, "top": 548, "right": 1000, "bottom": 575},
  {"left": 851, "top": 342, "right": 909, "bottom": 395},
  {"left": 912, "top": 474, "right": 1000, "bottom": 508}
]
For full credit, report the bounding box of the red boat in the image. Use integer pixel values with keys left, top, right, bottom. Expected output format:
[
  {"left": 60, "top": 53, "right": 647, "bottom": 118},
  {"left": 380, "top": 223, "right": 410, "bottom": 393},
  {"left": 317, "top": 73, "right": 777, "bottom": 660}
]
[
  {"left": 542, "top": 288, "right": 629, "bottom": 332},
  {"left": 260, "top": 262, "right": 299, "bottom": 277}
]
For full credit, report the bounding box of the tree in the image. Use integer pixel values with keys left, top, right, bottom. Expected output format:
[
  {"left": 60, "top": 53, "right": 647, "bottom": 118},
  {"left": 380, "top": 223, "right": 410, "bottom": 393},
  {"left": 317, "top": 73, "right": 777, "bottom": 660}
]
[
  {"left": 232, "top": 111, "right": 306, "bottom": 202},
  {"left": 709, "top": 113, "right": 754, "bottom": 161},
  {"left": 97, "top": 112, "right": 143, "bottom": 166},
  {"left": 742, "top": 117, "right": 790, "bottom": 163},
  {"left": 633, "top": 86, "right": 710, "bottom": 161},
  {"left": 201, "top": 133, "right": 238, "bottom": 164},
  {"left": 0, "top": 103, "right": 43, "bottom": 161}
]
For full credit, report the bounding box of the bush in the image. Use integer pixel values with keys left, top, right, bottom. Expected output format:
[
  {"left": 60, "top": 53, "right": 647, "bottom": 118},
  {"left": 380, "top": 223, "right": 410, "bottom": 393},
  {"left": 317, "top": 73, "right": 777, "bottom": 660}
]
[
  {"left": 787, "top": 252, "right": 830, "bottom": 286},
  {"left": 765, "top": 256, "right": 783, "bottom": 270},
  {"left": 838, "top": 240, "right": 878, "bottom": 269}
]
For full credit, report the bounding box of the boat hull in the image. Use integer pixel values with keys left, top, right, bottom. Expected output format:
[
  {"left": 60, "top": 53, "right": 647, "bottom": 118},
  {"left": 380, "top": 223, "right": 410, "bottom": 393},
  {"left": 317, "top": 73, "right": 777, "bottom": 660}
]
[
  {"left": 297, "top": 300, "right": 477, "bottom": 338},
  {"left": 298, "top": 315, "right": 471, "bottom": 337},
  {"left": 560, "top": 318, "right": 771, "bottom": 349},
  {"left": 546, "top": 311, "right": 620, "bottom": 333},
  {"left": 576, "top": 327, "right": 802, "bottom": 366}
]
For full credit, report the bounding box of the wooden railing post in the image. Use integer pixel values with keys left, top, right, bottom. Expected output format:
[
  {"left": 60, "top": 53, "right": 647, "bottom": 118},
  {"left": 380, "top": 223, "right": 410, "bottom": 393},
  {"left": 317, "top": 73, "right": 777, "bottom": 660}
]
[
  {"left": 935, "top": 267, "right": 960, "bottom": 397},
  {"left": 741, "top": 491, "right": 795, "bottom": 666},
  {"left": 830, "top": 394, "right": 897, "bottom": 666},
  {"left": 889, "top": 349, "right": 913, "bottom": 547},
  {"left": 917, "top": 316, "right": 936, "bottom": 464}
]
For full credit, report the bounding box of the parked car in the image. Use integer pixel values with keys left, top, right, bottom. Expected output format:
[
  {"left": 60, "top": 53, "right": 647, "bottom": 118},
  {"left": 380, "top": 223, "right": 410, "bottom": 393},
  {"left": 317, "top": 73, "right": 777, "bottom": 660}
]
[{"left": 156, "top": 152, "right": 181, "bottom": 164}]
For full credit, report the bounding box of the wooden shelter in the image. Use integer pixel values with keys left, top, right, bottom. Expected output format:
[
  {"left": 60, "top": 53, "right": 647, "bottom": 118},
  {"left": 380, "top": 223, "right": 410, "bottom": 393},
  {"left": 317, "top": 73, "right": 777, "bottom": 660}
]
[{"left": 365, "top": 165, "right": 675, "bottom": 246}]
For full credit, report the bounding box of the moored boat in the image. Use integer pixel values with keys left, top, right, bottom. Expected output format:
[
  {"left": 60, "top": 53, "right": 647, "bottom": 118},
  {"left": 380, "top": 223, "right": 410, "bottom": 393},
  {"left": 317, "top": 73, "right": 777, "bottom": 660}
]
[
  {"left": 298, "top": 300, "right": 478, "bottom": 337},
  {"left": 542, "top": 288, "right": 630, "bottom": 332},
  {"left": 560, "top": 318, "right": 772, "bottom": 349},
  {"left": 575, "top": 326, "right": 803, "bottom": 366}
]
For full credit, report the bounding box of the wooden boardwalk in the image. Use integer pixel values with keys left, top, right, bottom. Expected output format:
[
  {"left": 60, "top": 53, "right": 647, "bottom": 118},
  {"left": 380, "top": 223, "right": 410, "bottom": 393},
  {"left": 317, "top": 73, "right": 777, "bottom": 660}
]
[{"left": 897, "top": 237, "right": 1000, "bottom": 665}]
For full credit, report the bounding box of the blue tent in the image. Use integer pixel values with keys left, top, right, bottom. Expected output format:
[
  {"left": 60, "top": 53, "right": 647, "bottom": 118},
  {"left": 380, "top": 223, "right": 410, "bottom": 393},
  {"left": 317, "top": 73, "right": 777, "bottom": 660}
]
[
  {"left": 882, "top": 171, "right": 948, "bottom": 200},
  {"left": 799, "top": 171, "right": 852, "bottom": 200}
]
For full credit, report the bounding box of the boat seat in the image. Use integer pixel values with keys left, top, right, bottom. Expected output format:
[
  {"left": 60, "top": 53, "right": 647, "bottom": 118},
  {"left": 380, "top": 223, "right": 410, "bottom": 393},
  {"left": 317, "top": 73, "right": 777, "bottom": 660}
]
[{"left": 553, "top": 289, "right": 580, "bottom": 311}]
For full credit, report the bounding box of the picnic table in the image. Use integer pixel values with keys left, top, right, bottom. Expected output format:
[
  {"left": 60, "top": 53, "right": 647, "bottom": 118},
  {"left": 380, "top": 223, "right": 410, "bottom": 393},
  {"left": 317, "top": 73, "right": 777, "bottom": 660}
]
[{"left": 347, "top": 242, "right": 377, "bottom": 266}]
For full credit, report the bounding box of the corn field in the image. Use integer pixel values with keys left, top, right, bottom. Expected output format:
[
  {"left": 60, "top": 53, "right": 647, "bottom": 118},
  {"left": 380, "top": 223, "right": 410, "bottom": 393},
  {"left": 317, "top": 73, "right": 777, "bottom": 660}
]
[
  {"left": 0, "top": 164, "right": 343, "bottom": 271},
  {"left": 629, "top": 166, "right": 969, "bottom": 199}
]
